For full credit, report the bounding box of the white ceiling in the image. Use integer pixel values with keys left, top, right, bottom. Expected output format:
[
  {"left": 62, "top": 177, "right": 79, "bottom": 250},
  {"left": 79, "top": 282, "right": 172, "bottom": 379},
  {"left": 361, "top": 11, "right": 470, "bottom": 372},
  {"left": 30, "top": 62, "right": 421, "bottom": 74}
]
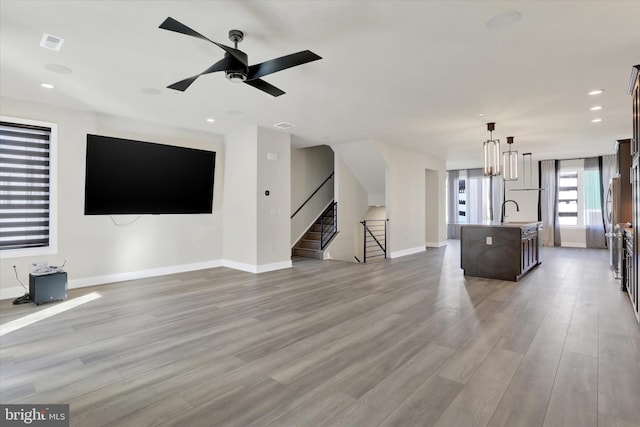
[{"left": 1, "top": 1, "right": 639, "bottom": 169}]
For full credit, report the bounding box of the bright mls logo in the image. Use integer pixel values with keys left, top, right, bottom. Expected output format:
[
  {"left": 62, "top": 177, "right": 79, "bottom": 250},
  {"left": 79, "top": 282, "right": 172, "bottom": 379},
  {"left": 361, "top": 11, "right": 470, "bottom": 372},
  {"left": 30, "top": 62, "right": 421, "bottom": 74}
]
[{"left": 1, "top": 405, "right": 69, "bottom": 426}]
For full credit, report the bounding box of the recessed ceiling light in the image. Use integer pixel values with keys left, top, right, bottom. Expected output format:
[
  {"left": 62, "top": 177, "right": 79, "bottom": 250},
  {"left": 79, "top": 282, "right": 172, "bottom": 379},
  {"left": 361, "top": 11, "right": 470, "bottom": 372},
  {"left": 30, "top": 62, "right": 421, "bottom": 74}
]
[
  {"left": 591, "top": 118, "right": 603, "bottom": 123},
  {"left": 40, "top": 83, "right": 54, "bottom": 89},
  {"left": 486, "top": 10, "right": 522, "bottom": 30},
  {"left": 44, "top": 63, "right": 72, "bottom": 74},
  {"left": 589, "top": 106, "right": 603, "bottom": 111},
  {"left": 140, "top": 88, "right": 161, "bottom": 95},
  {"left": 588, "top": 90, "right": 603, "bottom": 96},
  {"left": 478, "top": 113, "right": 485, "bottom": 117},
  {"left": 206, "top": 118, "right": 215, "bottom": 123}
]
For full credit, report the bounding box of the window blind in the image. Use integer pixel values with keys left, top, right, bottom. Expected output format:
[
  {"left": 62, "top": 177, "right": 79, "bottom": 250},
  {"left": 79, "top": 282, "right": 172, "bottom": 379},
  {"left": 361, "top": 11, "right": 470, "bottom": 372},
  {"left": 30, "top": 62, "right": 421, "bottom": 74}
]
[{"left": 0, "top": 121, "right": 51, "bottom": 250}]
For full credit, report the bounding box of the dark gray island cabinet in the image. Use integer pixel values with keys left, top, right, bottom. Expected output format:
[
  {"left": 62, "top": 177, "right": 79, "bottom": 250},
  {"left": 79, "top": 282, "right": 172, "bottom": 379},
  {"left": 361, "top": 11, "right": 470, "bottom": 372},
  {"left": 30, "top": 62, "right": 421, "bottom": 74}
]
[{"left": 461, "top": 222, "right": 542, "bottom": 281}]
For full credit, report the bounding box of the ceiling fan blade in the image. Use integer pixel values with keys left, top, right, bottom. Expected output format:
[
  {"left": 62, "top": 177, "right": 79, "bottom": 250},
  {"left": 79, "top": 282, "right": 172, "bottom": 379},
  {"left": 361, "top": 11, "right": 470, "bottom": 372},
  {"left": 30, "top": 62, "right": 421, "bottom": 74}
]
[
  {"left": 247, "top": 50, "right": 321, "bottom": 80},
  {"left": 167, "top": 57, "right": 237, "bottom": 92},
  {"left": 244, "top": 79, "right": 285, "bottom": 97},
  {"left": 167, "top": 75, "right": 199, "bottom": 92},
  {"left": 159, "top": 17, "right": 212, "bottom": 43},
  {"left": 159, "top": 17, "right": 248, "bottom": 66}
]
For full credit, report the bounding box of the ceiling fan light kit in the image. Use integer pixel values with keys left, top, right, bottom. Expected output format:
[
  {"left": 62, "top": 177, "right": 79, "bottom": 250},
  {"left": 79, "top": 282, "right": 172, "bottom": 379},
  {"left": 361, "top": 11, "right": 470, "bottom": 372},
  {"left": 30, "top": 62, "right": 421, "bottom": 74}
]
[{"left": 159, "top": 17, "right": 321, "bottom": 97}]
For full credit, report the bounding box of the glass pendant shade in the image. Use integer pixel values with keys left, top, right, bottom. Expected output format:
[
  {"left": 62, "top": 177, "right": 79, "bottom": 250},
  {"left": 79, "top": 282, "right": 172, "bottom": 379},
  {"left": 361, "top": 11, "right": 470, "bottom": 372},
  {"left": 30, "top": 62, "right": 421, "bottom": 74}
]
[
  {"left": 503, "top": 150, "right": 518, "bottom": 180},
  {"left": 502, "top": 136, "right": 518, "bottom": 181},
  {"left": 483, "top": 138, "right": 501, "bottom": 176}
]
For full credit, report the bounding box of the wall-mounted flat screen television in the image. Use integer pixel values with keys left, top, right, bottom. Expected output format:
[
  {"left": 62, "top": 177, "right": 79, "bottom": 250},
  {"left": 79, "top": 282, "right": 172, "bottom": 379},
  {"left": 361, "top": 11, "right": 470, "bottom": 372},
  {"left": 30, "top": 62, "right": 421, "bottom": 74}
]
[{"left": 84, "top": 134, "right": 215, "bottom": 215}]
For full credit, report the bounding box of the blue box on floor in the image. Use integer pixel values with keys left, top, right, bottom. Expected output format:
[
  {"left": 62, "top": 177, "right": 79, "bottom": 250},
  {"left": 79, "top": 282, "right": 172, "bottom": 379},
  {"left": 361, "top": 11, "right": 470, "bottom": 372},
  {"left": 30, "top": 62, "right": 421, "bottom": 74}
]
[{"left": 29, "top": 271, "right": 67, "bottom": 305}]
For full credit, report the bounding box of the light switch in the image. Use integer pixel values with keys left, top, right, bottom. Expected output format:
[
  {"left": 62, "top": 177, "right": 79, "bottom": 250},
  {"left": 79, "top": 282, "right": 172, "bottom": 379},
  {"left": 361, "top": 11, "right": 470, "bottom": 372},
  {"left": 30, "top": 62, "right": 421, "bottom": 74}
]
[{"left": 486, "top": 236, "right": 492, "bottom": 245}]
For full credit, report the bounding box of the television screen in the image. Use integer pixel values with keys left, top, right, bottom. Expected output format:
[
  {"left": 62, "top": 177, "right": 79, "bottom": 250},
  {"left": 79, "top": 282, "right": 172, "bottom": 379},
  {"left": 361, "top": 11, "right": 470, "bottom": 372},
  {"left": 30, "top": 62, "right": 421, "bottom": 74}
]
[{"left": 84, "top": 134, "right": 215, "bottom": 215}]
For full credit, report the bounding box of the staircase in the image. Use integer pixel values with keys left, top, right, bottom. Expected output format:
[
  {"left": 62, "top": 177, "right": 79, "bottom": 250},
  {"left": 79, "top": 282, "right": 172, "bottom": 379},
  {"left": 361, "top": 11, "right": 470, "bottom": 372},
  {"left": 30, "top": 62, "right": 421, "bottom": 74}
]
[{"left": 293, "top": 202, "right": 337, "bottom": 259}]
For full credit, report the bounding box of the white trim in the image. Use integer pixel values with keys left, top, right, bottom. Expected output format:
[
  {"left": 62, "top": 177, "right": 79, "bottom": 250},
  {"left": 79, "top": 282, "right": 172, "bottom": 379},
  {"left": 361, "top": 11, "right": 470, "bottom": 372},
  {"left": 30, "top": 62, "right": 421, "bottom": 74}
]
[
  {"left": 68, "top": 260, "right": 224, "bottom": 289},
  {"left": 0, "top": 286, "right": 27, "bottom": 301},
  {"left": 389, "top": 246, "right": 426, "bottom": 258},
  {"left": 221, "top": 260, "right": 260, "bottom": 273},
  {"left": 222, "top": 259, "right": 292, "bottom": 273},
  {"left": 425, "top": 241, "right": 447, "bottom": 248},
  {"left": 0, "top": 258, "right": 294, "bottom": 300},
  {"left": 560, "top": 242, "right": 587, "bottom": 248},
  {"left": 254, "top": 260, "right": 293, "bottom": 273}
]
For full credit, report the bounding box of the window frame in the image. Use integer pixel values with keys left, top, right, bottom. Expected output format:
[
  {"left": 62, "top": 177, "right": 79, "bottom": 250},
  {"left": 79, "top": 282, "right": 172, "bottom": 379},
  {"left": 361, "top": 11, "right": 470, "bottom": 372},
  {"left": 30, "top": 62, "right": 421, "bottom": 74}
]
[{"left": 0, "top": 116, "right": 58, "bottom": 259}]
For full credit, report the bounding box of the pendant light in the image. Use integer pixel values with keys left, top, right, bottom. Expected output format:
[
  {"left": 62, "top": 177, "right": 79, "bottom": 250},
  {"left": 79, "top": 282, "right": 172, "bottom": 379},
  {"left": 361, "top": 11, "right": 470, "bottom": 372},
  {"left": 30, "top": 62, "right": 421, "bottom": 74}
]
[
  {"left": 510, "top": 152, "right": 545, "bottom": 191},
  {"left": 483, "top": 122, "right": 500, "bottom": 176},
  {"left": 502, "top": 136, "right": 518, "bottom": 181}
]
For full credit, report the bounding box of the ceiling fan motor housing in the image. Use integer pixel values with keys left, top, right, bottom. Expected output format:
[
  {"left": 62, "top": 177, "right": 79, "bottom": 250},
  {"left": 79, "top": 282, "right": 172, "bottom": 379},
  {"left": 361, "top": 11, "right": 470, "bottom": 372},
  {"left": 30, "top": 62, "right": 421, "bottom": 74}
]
[{"left": 224, "top": 52, "right": 248, "bottom": 82}]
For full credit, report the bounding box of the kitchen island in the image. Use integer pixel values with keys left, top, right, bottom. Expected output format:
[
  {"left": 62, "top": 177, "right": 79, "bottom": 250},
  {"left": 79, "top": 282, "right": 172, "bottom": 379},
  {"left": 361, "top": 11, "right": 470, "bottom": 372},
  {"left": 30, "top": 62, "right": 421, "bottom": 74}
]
[{"left": 461, "top": 222, "right": 542, "bottom": 281}]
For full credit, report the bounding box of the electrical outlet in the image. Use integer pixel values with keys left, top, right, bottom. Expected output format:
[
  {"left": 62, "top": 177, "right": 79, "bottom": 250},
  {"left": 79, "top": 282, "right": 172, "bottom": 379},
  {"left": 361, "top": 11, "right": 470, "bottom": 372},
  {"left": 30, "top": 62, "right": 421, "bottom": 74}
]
[{"left": 486, "top": 236, "right": 493, "bottom": 245}]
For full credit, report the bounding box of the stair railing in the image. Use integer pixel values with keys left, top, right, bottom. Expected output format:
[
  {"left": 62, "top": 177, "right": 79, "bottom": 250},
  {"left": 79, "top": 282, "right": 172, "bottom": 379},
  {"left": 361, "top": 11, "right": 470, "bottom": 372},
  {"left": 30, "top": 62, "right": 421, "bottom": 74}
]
[
  {"left": 320, "top": 201, "right": 338, "bottom": 249},
  {"left": 291, "top": 172, "right": 334, "bottom": 219},
  {"left": 361, "top": 219, "right": 388, "bottom": 263}
]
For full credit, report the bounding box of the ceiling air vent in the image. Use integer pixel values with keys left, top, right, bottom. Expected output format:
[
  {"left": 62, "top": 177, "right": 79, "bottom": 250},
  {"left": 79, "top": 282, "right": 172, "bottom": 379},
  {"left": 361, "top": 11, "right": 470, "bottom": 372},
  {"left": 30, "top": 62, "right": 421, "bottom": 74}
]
[
  {"left": 273, "top": 122, "right": 295, "bottom": 130},
  {"left": 40, "top": 34, "right": 64, "bottom": 51}
]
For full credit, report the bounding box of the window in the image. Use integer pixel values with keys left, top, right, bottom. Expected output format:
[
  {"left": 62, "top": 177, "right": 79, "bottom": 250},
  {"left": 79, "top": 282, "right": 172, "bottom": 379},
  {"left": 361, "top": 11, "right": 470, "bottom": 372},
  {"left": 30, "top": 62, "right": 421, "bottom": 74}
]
[
  {"left": 0, "top": 117, "right": 56, "bottom": 256},
  {"left": 558, "top": 171, "right": 578, "bottom": 225},
  {"left": 557, "top": 161, "right": 587, "bottom": 227},
  {"left": 458, "top": 177, "right": 467, "bottom": 222}
]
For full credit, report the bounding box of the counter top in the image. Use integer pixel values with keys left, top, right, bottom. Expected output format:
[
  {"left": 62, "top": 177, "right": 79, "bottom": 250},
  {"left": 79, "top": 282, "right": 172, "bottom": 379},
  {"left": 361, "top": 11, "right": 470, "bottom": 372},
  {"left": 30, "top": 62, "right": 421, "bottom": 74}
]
[{"left": 462, "top": 221, "right": 542, "bottom": 229}]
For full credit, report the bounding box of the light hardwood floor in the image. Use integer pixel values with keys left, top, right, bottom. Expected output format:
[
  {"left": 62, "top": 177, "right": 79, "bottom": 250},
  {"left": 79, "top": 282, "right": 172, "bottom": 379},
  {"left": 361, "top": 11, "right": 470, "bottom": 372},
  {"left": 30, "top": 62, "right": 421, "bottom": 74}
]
[{"left": 1, "top": 241, "right": 639, "bottom": 426}]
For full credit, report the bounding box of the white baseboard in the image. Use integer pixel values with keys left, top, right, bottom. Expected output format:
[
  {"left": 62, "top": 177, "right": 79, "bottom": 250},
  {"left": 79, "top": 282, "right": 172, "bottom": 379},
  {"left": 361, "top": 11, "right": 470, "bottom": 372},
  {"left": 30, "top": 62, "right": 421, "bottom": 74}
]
[
  {"left": 254, "top": 260, "right": 293, "bottom": 273},
  {"left": 560, "top": 242, "right": 587, "bottom": 248},
  {"left": 223, "top": 259, "right": 292, "bottom": 273},
  {"left": 69, "top": 260, "right": 225, "bottom": 290},
  {"left": 425, "top": 241, "right": 447, "bottom": 248},
  {"left": 0, "top": 286, "right": 27, "bottom": 301},
  {"left": 0, "top": 259, "right": 293, "bottom": 300},
  {"left": 389, "top": 246, "right": 426, "bottom": 258}
]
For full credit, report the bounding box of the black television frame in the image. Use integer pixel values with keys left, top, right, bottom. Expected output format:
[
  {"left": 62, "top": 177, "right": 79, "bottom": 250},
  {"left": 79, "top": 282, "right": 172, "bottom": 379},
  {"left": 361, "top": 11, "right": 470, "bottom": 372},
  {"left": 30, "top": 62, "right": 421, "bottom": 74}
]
[{"left": 84, "top": 134, "right": 215, "bottom": 215}]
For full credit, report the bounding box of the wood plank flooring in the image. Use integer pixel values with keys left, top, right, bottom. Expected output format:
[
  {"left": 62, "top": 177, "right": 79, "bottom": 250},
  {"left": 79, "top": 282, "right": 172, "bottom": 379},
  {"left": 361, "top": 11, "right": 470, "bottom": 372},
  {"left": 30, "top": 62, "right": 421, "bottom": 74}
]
[{"left": 1, "top": 241, "right": 639, "bottom": 426}]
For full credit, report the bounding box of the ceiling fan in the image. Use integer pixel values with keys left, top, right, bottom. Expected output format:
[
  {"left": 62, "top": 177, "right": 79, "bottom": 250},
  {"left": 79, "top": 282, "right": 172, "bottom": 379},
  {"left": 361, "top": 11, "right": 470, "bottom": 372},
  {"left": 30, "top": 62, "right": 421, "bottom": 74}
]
[{"left": 159, "top": 17, "right": 322, "bottom": 97}]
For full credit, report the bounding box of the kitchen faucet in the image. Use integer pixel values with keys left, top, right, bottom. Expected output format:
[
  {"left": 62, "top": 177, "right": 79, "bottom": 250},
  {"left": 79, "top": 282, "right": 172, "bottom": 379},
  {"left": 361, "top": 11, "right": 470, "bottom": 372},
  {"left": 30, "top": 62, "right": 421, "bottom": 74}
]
[{"left": 501, "top": 199, "right": 520, "bottom": 223}]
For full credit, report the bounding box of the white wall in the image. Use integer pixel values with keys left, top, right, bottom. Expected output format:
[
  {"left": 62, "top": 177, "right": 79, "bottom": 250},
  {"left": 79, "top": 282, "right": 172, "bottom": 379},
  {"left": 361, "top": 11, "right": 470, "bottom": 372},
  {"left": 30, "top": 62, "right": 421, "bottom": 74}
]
[
  {"left": 325, "top": 154, "right": 369, "bottom": 262},
  {"left": 222, "top": 127, "right": 258, "bottom": 266},
  {"left": 425, "top": 169, "right": 447, "bottom": 246},
  {"left": 377, "top": 142, "right": 447, "bottom": 257},
  {"left": 364, "top": 206, "right": 386, "bottom": 220},
  {"left": 223, "top": 126, "right": 292, "bottom": 271},
  {"left": 330, "top": 139, "right": 386, "bottom": 206},
  {"left": 256, "top": 127, "right": 291, "bottom": 266},
  {"left": 0, "top": 97, "right": 225, "bottom": 298},
  {"left": 290, "top": 145, "right": 334, "bottom": 245}
]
